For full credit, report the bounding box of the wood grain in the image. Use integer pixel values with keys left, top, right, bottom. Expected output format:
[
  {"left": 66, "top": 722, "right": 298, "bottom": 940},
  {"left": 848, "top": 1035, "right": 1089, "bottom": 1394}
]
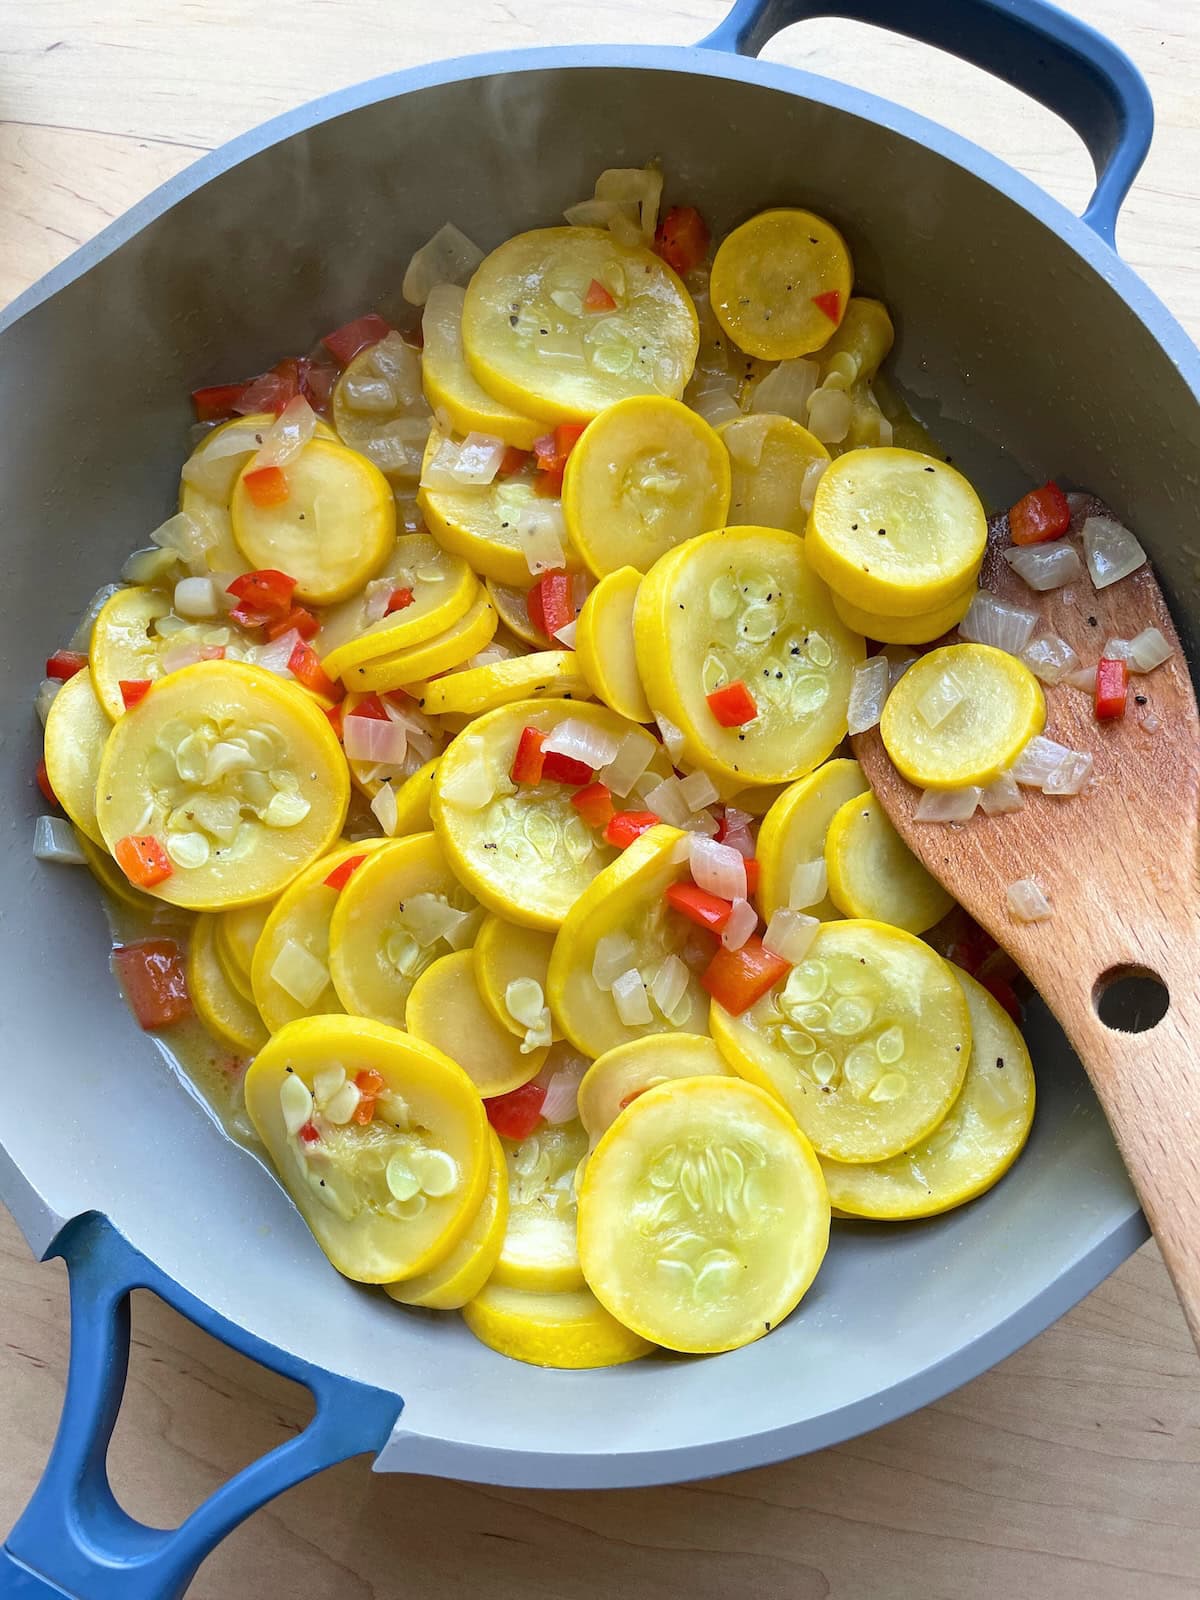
[{"left": 2, "top": 2, "right": 1199, "bottom": 1596}]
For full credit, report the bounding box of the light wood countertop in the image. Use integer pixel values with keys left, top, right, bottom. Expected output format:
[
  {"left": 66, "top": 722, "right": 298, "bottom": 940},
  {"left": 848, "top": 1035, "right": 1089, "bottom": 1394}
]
[{"left": 1, "top": 3, "right": 1197, "bottom": 1594}]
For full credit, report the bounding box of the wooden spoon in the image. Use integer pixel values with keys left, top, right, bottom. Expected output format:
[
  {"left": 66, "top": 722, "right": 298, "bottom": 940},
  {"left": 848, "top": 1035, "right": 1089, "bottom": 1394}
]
[{"left": 851, "top": 511, "right": 1200, "bottom": 1350}]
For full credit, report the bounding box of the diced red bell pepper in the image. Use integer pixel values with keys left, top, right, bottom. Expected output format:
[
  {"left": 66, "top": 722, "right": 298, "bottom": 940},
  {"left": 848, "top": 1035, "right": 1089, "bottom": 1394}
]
[
  {"left": 199, "top": 645, "right": 226, "bottom": 661},
  {"left": 701, "top": 935, "right": 790, "bottom": 1016},
  {"left": 1095, "top": 656, "right": 1129, "bottom": 720},
  {"left": 527, "top": 572, "right": 573, "bottom": 640},
  {"left": 534, "top": 468, "right": 565, "bottom": 498},
  {"left": 603, "top": 810, "right": 660, "bottom": 848},
  {"left": 812, "top": 289, "right": 844, "bottom": 324},
  {"left": 321, "top": 313, "right": 392, "bottom": 367},
  {"left": 298, "top": 1120, "right": 321, "bottom": 1145},
  {"left": 324, "top": 702, "right": 344, "bottom": 740},
  {"left": 114, "top": 834, "right": 173, "bottom": 889},
  {"left": 742, "top": 858, "right": 760, "bottom": 896},
  {"left": 570, "top": 781, "right": 615, "bottom": 830},
  {"left": 665, "top": 881, "right": 734, "bottom": 934},
  {"left": 654, "top": 206, "right": 709, "bottom": 276},
  {"left": 541, "top": 750, "right": 593, "bottom": 785},
  {"left": 265, "top": 604, "right": 319, "bottom": 642},
  {"left": 324, "top": 853, "right": 367, "bottom": 891},
  {"left": 235, "top": 358, "right": 301, "bottom": 417},
  {"left": 298, "top": 356, "right": 338, "bottom": 417},
  {"left": 584, "top": 278, "right": 617, "bottom": 312},
  {"left": 532, "top": 424, "right": 586, "bottom": 497},
  {"left": 119, "top": 679, "right": 152, "bottom": 710},
  {"left": 351, "top": 692, "right": 389, "bottom": 721},
  {"left": 496, "top": 445, "right": 530, "bottom": 478},
  {"left": 511, "top": 726, "right": 546, "bottom": 784},
  {"left": 45, "top": 650, "right": 88, "bottom": 682},
  {"left": 386, "top": 587, "right": 414, "bottom": 615},
  {"left": 112, "top": 939, "right": 191, "bottom": 1029},
  {"left": 191, "top": 382, "right": 250, "bottom": 423},
  {"left": 352, "top": 1066, "right": 387, "bottom": 1125},
  {"left": 227, "top": 569, "right": 297, "bottom": 618},
  {"left": 288, "top": 638, "right": 343, "bottom": 702},
  {"left": 244, "top": 465, "right": 289, "bottom": 508},
  {"left": 706, "top": 680, "right": 758, "bottom": 727},
  {"left": 485, "top": 1080, "right": 548, "bottom": 1140},
  {"left": 35, "top": 759, "right": 58, "bottom": 807},
  {"left": 1008, "top": 482, "right": 1071, "bottom": 546}
]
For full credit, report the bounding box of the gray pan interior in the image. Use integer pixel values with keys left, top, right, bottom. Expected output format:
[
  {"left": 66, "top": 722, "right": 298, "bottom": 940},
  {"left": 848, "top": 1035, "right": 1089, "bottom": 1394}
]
[{"left": 1, "top": 45, "right": 1194, "bottom": 1487}]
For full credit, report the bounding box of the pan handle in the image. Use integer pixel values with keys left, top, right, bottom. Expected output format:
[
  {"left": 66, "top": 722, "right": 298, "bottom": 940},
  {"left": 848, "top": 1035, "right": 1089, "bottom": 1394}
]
[
  {"left": 699, "top": 0, "right": 1153, "bottom": 247},
  {"left": 0, "top": 1212, "right": 402, "bottom": 1600}
]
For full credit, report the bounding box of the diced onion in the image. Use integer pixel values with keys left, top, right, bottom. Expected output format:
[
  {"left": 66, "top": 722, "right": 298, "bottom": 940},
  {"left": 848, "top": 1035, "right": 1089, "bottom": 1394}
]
[
  {"left": 123, "top": 546, "right": 181, "bottom": 586},
  {"left": 678, "top": 769, "right": 720, "bottom": 810},
  {"left": 270, "top": 939, "right": 330, "bottom": 1006},
  {"left": 847, "top": 657, "right": 889, "bottom": 735},
  {"left": 1082, "top": 515, "right": 1147, "bottom": 589},
  {"left": 370, "top": 782, "right": 399, "bottom": 836},
  {"left": 648, "top": 953, "right": 689, "bottom": 1018},
  {"left": 721, "top": 897, "right": 759, "bottom": 951},
  {"left": 688, "top": 384, "right": 742, "bottom": 428},
  {"left": 914, "top": 786, "right": 981, "bottom": 822},
  {"left": 642, "top": 776, "right": 691, "bottom": 827},
  {"left": 1064, "top": 664, "right": 1097, "bottom": 694},
  {"left": 553, "top": 619, "right": 578, "bottom": 648},
  {"left": 405, "top": 893, "right": 471, "bottom": 948},
  {"left": 251, "top": 395, "right": 317, "bottom": 470},
  {"left": 1142, "top": 711, "right": 1162, "bottom": 733},
  {"left": 35, "top": 679, "right": 61, "bottom": 724},
  {"left": 688, "top": 835, "right": 748, "bottom": 901},
  {"left": 611, "top": 968, "right": 652, "bottom": 1026},
  {"left": 160, "top": 639, "right": 206, "bottom": 676},
  {"left": 957, "top": 591, "right": 1038, "bottom": 655},
  {"left": 363, "top": 577, "right": 396, "bottom": 624},
  {"left": 683, "top": 809, "right": 720, "bottom": 837},
  {"left": 563, "top": 197, "right": 627, "bottom": 229},
  {"left": 344, "top": 714, "right": 408, "bottom": 765},
  {"left": 806, "top": 385, "right": 852, "bottom": 444},
  {"left": 1126, "top": 626, "right": 1172, "bottom": 673},
  {"left": 420, "top": 436, "right": 468, "bottom": 492},
  {"left": 1043, "top": 751, "right": 1094, "bottom": 796},
  {"left": 798, "top": 457, "right": 828, "bottom": 514},
  {"left": 382, "top": 698, "right": 441, "bottom": 762},
  {"left": 543, "top": 718, "right": 619, "bottom": 770},
  {"left": 763, "top": 908, "right": 819, "bottom": 964},
  {"left": 598, "top": 733, "right": 654, "bottom": 798},
  {"left": 653, "top": 711, "right": 685, "bottom": 763},
  {"left": 402, "top": 223, "right": 484, "bottom": 306},
  {"left": 1006, "top": 877, "right": 1052, "bottom": 922},
  {"left": 719, "top": 808, "right": 756, "bottom": 859},
  {"left": 916, "top": 670, "right": 964, "bottom": 730},
  {"left": 1012, "top": 735, "right": 1075, "bottom": 786},
  {"left": 749, "top": 358, "right": 819, "bottom": 422},
  {"left": 438, "top": 736, "right": 493, "bottom": 809},
  {"left": 33, "top": 816, "right": 86, "bottom": 864},
  {"left": 1003, "top": 541, "right": 1084, "bottom": 591},
  {"left": 252, "top": 628, "right": 302, "bottom": 677},
  {"left": 150, "top": 511, "right": 215, "bottom": 570},
  {"left": 1020, "top": 633, "right": 1079, "bottom": 685},
  {"left": 788, "top": 858, "right": 827, "bottom": 909},
  {"left": 539, "top": 1052, "right": 588, "bottom": 1123},
  {"left": 592, "top": 930, "right": 637, "bottom": 991},
  {"left": 516, "top": 503, "right": 566, "bottom": 576},
  {"left": 449, "top": 432, "right": 506, "bottom": 487},
  {"left": 174, "top": 576, "right": 218, "bottom": 619},
  {"left": 594, "top": 166, "right": 663, "bottom": 239},
  {"left": 978, "top": 772, "right": 1025, "bottom": 815}
]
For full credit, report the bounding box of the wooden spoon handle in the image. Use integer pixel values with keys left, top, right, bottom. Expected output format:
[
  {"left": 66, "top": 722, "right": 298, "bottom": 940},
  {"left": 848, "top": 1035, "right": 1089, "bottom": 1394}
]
[{"left": 1028, "top": 926, "right": 1200, "bottom": 1351}]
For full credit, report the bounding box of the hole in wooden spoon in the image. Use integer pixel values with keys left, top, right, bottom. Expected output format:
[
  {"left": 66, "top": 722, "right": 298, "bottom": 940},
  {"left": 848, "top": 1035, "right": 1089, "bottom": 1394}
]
[{"left": 1093, "top": 967, "right": 1170, "bottom": 1033}]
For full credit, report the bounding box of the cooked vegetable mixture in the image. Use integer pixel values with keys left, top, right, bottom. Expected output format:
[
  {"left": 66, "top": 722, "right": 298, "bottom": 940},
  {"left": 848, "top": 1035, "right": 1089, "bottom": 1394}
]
[{"left": 33, "top": 166, "right": 1174, "bottom": 1368}]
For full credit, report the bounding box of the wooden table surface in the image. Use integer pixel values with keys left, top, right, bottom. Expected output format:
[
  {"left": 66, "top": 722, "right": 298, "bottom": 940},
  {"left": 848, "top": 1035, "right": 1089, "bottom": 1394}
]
[{"left": 2, "top": 2, "right": 1198, "bottom": 1594}]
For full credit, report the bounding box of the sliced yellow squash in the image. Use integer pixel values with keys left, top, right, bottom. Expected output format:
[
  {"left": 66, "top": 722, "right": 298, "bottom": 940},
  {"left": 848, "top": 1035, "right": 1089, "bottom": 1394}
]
[
  {"left": 577, "top": 1033, "right": 731, "bottom": 1146},
  {"left": 825, "top": 790, "right": 954, "bottom": 935},
  {"left": 472, "top": 915, "right": 560, "bottom": 1043},
  {"left": 387, "top": 1129, "right": 510, "bottom": 1310},
  {"left": 421, "top": 284, "right": 547, "bottom": 449},
  {"left": 344, "top": 589, "right": 498, "bottom": 693},
  {"left": 188, "top": 914, "right": 269, "bottom": 1056},
  {"left": 491, "top": 1118, "right": 589, "bottom": 1292},
  {"left": 462, "top": 1282, "right": 652, "bottom": 1369},
  {"left": 755, "top": 757, "right": 866, "bottom": 921},
  {"left": 710, "top": 208, "right": 852, "bottom": 359},
  {"left": 43, "top": 667, "right": 109, "bottom": 846},
  {"left": 414, "top": 651, "right": 591, "bottom": 718},
  {"left": 574, "top": 566, "right": 653, "bottom": 724},
  {"left": 405, "top": 949, "right": 547, "bottom": 1097},
  {"left": 719, "top": 414, "right": 829, "bottom": 537},
  {"left": 832, "top": 584, "right": 975, "bottom": 645}
]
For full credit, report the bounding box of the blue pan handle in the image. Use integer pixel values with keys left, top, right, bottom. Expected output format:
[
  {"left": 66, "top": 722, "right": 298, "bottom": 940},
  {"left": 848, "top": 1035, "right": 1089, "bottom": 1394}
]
[
  {"left": 0, "top": 1212, "right": 402, "bottom": 1600},
  {"left": 700, "top": 0, "right": 1153, "bottom": 246}
]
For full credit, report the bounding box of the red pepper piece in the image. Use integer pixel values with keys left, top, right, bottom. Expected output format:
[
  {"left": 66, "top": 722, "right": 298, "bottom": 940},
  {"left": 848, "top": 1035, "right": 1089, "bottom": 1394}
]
[
  {"left": 584, "top": 278, "right": 617, "bottom": 312},
  {"left": 36, "top": 760, "right": 58, "bottom": 807},
  {"left": 112, "top": 939, "right": 191, "bottom": 1029},
  {"left": 298, "top": 1120, "right": 321, "bottom": 1145},
  {"left": 486, "top": 1080, "right": 548, "bottom": 1140},
  {"left": 742, "top": 858, "right": 760, "bottom": 896},
  {"left": 541, "top": 750, "right": 593, "bottom": 785},
  {"left": 191, "top": 382, "right": 250, "bottom": 423},
  {"left": 288, "top": 638, "right": 343, "bottom": 702},
  {"left": 654, "top": 206, "right": 710, "bottom": 276},
  {"left": 265, "top": 604, "right": 320, "bottom": 642},
  {"left": 528, "top": 572, "right": 573, "bottom": 640},
  {"left": 45, "top": 650, "right": 88, "bottom": 682},
  {"left": 324, "top": 854, "right": 367, "bottom": 891},
  {"left": 386, "top": 587, "right": 414, "bottom": 615},
  {"left": 298, "top": 356, "right": 338, "bottom": 417},
  {"left": 235, "top": 358, "right": 301, "bottom": 417},
  {"left": 243, "top": 464, "right": 289, "bottom": 508},
  {"left": 352, "top": 1066, "right": 388, "bottom": 1125},
  {"left": 533, "top": 467, "right": 564, "bottom": 498},
  {"left": 351, "top": 693, "right": 390, "bottom": 721},
  {"left": 511, "top": 726, "right": 546, "bottom": 785},
  {"left": 701, "top": 935, "right": 790, "bottom": 1016},
  {"left": 532, "top": 424, "right": 586, "bottom": 489},
  {"left": 603, "top": 810, "right": 660, "bottom": 848},
  {"left": 119, "top": 679, "right": 152, "bottom": 710},
  {"left": 324, "top": 702, "right": 344, "bottom": 740},
  {"left": 706, "top": 680, "right": 758, "bottom": 727},
  {"left": 812, "top": 289, "right": 843, "bottom": 323},
  {"left": 321, "top": 313, "right": 392, "bottom": 366},
  {"left": 665, "top": 881, "right": 734, "bottom": 933},
  {"left": 1009, "top": 481, "right": 1071, "bottom": 546},
  {"left": 1095, "top": 656, "right": 1129, "bottom": 720},
  {"left": 227, "top": 569, "right": 297, "bottom": 619},
  {"left": 570, "top": 781, "right": 615, "bottom": 830},
  {"left": 496, "top": 445, "right": 531, "bottom": 478},
  {"left": 114, "top": 834, "right": 173, "bottom": 889}
]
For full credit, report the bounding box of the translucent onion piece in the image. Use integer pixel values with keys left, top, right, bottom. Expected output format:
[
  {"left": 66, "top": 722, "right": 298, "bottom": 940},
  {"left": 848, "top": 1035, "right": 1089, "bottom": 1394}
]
[
  {"left": 363, "top": 578, "right": 395, "bottom": 624},
  {"left": 150, "top": 511, "right": 215, "bottom": 569},
  {"left": 34, "top": 679, "right": 60, "bottom": 725},
  {"left": 678, "top": 769, "right": 720, "bottom": 810},
  {"left": 1012, "top": 735, "right": 1075, "bottom": 786},
  {"left": 1042, "top": 751, "right": 1094, "bottom": 796},
  {"left": 682, "top": 809, "right": 720, "bottom": 837},
  {"left": 978, "top": 771, "right": 1025, "bottom": 815},
  {"left": 1082, "top": 515, "right": 1147, "bottom": 590},
  {"left": 370, "top": 782, "right": 399, "bottom": 836},
  {"left": 1064, "top": 664, "right": 1097, "bottom": 694},
  {"left": 688, "top": 384, "right": 742, "bottom": 428},
  {"left": 689, "top": 835, "right": 748, "bottom": 901},
  {"left": 957, "top": 591, "right": 1038, "bottom": 655},
  {"left": 1127, "top": 626, "right": 1173, "bottom": 672},
  {"left": 1020, "top": 633, "right": 1079, "bottom": 685},
  {"left": 160, "top": 640, "right": 206, "bottom": 676},
  {"left": 344, "top": 714, "right": 408, "bottom": 766},
  {"left": 648, "top": 953, "right": 689, "bottom": 1018},
  {"left": 807, "top": 385, "right": 852, "bottom": 444},
  {"left": 33, "top": 816, "right": 86, "bottom": 864},
  {"left": 721, "top": 897, "right": 759, "bottom": 952},
  {"left": 1006, "top": 877, "right": 1052, "bottom": 922},
  {"left": 70, "top": 584, "right": 122, "bottom": 651},
  {"left": 592, "top": 930, "right": 637, "bottom": 992},
  {"left": 1142, "top": 711, "right": 1162, "bottom": 733},
  {"left": 420, "top": 436, "right": 468, "bottom": 492},
  {"left": 914, "top": 786, "right": 982, "bottom": 823},
  {"left": 540, "top": 1055, "right": 588, "bottom": 1124},
  {"left": 611, "top": 968, "right": 653, "bottom": 1026},
  {"left": 516, "top": 503, "right": 567, "bottom": 576},
  {"left": 798, "top": 457, "right": 828, "bottom": 515},
  {"left": 1003, "top": 541, "right": 1084, "bottom": 591},
  {"left": 402, "top": 223, "right": 484, "bottom": 306},
  {"left": 406, "top": 893, "right": 471, "bottom": 948},
  {"left": 598, "top": 733, "right": 654, "bottom": 798},
  {"left": 173, "top": 576, "right": 218, "bottom": 619},
  {"left": 653, "top": 711, "right": 685, "bottom": 763},
  {"left": 594, "top": 166, "right": 664, "bottom": 239},
  {"left": 749, "top": 359, "right": 819, "bottom": 422},
  {"left": 271, "top": 939, "right": 330, "bottom": 1007},
  {"left": 916, "top": 670, "right": 964, "bottom": 730},
  {"left": 252, "top": 395, "right": 317, "bottom": 470},
  {"left": 763, "top": 908, "right": 819, "bottom": 964},
  {"left": 449, "top": 432, "right": 506, "bottom": 487},
  {"left": 252, "top": 628, "right": 302, "bottom": 677},
  {"left": 543, "top": 718, "right": 619, "bottom": 770},
  {"left": 122, "top": 546, "right": 180, "bottom": 586},
  {"left": 847, "top": 657, "right": 889, "bottom": 735},
  {"left": 553, "top": 619, "right": 578, "bottom": 649},
  {"left": 642, "top": 776, "right": 691, "bottom": 827},
  {"left": 563, "top": 197, "right": 624, "bottom": 229},
  {"left": 437, "top": 737, "right": 493, "bottom": 809},
  {"left": 720, "top": 808, "right": 756, "bottom": 860},
  {"left": 788, "top": 858, "right": 828, "bottom": 909}
]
